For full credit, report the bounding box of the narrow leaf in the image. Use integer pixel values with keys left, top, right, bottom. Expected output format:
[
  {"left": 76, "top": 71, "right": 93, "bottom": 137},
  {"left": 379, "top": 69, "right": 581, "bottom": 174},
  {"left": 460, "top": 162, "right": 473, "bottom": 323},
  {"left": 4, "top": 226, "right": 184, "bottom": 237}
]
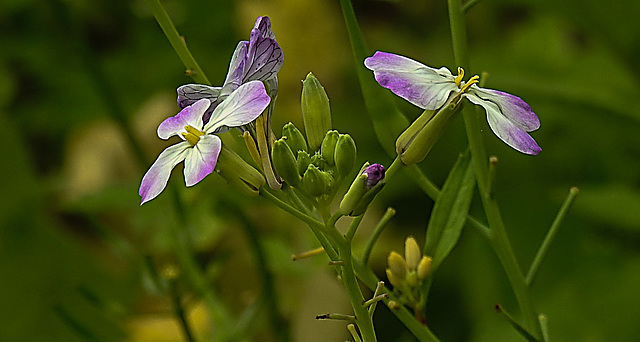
[
  {"left": 424, "top": 150, "right": 475, "bottom": 271},
  {"left": 339, "top": 0, "right": 409, "bottom": 156}
]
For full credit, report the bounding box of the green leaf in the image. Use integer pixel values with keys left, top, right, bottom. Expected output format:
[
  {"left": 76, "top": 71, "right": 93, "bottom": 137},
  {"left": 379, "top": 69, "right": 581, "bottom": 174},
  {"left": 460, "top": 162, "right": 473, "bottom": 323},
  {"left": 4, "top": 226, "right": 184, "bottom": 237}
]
[
  {"left": 339, "top": 0, "right": 409, "bottom": 156},
  {"left": 423, "top": 150, "right": 475, "bottom": 271}
]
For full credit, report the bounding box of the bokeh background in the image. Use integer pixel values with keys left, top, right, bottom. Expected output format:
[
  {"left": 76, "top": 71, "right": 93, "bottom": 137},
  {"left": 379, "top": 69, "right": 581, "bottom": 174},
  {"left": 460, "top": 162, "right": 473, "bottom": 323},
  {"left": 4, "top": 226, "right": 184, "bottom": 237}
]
[{"left": 1, "top": 0, "right": 639, "bottom": 341}]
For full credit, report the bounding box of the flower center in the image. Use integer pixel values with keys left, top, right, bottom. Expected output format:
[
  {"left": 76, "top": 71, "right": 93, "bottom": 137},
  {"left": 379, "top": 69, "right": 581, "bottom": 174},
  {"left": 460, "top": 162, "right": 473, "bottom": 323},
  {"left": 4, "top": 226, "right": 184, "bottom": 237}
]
[
  {"left": 454, "top": 67, "right": 480, "bottom": 93},
  {"left": 182, "top": 125, "right": 205, "bottom": 146}
]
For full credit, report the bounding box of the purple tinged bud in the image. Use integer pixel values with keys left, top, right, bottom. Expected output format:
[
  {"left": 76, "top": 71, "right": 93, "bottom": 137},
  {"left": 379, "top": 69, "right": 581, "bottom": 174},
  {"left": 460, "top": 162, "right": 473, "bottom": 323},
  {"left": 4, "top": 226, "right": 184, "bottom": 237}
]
[{"left": 363, "top": 164, "right": 385, "bottom": 188}]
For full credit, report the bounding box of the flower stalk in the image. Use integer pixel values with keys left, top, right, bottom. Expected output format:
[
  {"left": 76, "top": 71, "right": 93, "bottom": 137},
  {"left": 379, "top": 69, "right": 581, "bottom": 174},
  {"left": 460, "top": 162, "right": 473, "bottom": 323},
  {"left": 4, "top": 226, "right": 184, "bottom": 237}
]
[{"left": 447, "top": 0, "right": 543, "bottom": 337}]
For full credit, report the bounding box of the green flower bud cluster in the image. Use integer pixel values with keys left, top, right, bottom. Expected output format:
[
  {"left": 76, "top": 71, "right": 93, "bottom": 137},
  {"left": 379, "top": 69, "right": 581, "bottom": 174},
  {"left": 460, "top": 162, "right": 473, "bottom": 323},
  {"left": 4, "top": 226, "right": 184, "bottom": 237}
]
[
  {"left": 386, "top": 237, "right": 433, "bottom": 310},
  {"left": 271, "top": 121, "right": 357, "bottom": 198}
]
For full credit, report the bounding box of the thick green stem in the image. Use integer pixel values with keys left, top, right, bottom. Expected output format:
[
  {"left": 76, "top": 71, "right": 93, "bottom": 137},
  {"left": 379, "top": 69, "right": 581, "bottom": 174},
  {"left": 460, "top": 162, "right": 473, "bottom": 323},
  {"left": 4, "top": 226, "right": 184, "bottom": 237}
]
[{"left": 447, "top": 0, "right": 542, "bottom": 337}]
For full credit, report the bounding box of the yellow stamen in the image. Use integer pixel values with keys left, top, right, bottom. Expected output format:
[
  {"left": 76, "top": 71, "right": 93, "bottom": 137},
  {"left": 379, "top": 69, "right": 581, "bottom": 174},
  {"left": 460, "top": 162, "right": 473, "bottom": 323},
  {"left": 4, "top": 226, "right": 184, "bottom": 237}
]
[
  {"left": 182, "top": 125, "right": 205, "bottom": 146},
  {"left": 460, "top": 75, "right": 480, "bottom": 93},
  {"left": 454, "top": 67, "right": 465, "bottom": 87}
]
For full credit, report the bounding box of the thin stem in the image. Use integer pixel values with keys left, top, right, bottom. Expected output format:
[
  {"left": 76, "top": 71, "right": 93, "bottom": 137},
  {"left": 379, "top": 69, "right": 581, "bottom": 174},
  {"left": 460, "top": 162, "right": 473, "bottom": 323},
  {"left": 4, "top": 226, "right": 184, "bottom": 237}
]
[
  {"left": 352, "top": 260, "right": 440, "bottom": 342},
  {"left": 462, "top": 0, "right": 482, "bottom": 13},
  {"left": 361, "top": 207, "right": 397, "bottom": 264},
  {"left": 345, "top": 215, "right": 364, "bottom": 243},
  {"left": 526, "top": 187, "right": 580, "bottom": 285},
  {"left": 260, "top": 188, "right": 339, "bottom": 260},
  {"left": 144, "top": 0, "right": 211, "bottom": 85},
  {"left": 447, "top": 0, "right": 542, "bottom": 337},
  {"left": 385, "top": 156, "right": 403, "bottom": 179},
  {"left": 168, "top": 278, "right": 195, "bottom": 342},
  {"left": 260, "top": 188, "right": 324, "bottom": 231},
  {"left": 325, "top": 215, "right": 376, "bottom": 341}
]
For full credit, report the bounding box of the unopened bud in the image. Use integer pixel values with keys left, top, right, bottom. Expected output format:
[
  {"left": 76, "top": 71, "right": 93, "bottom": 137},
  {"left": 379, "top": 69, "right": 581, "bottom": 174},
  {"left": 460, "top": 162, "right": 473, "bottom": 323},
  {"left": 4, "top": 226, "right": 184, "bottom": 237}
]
[
  {"left": 282, "top": 122, "right": 308, "bottom": 153},
  {"left": 216, "top": 146, "right": 266, "bottom": 196},
  {"left": 272, "top": 138, "right": 301, "bottom": 186},
  {"left": 301, "top": 72, "right": 332, "bottom": 151},
  {"left": 334, "top": 134, "right": 357, "bottom": 179},
  {"left": 296, "top": 150, "right": 312, "bottom": 176},
  {"left": 363, "top": 164, "right": 385, "bottom": 189},
  {"left": 320, "top": 130, "right": 339, "bottom": 166},
  {"left": 310, "top": 152, "right": 326, "bottom": 170},
  {"left": 387, "top": 251, "right": 408, "bottom": 280},
  {"left": 385, "top": 268, "right": 403, "bottom": 288},
  {"left": 302, "top": 164, "right": 333, "bottom": 196},
  {"left": 404, "top": 237, "right": 422, "bottom": 270},
  {"left": 339, "top": 173, "right": 368, "bottom": 216},
  {"left": 417, "top": 256, "right": 432, "bottom": 280}
]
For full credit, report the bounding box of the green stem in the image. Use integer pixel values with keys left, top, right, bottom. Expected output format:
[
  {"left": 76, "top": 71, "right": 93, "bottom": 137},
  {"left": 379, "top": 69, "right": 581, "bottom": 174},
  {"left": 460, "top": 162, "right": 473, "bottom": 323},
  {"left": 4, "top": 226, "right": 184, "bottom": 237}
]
[
  {"left": 361, "top": 207, "right": 396, "bottom": 264},
  {"left": 385, "top": 156, "right": 404, "bottom": 179},
  {"left": 526, "top": 187, "right": 579, "bottom": 285},
  {"left": 260, "top": 188, "right": 338, "bottom": 260},
  {"left": 345, "top": 215, "right": 364, "bottom": 243},
  {"left": 144, "top": 0, "right": 211, "bottom": 85},
  {"left": 325, "top": 217, "right": 376, "bottom": 342},
  {"left": 168, "top": 278, "right": 195, "bottom": 342},
  {"left": 447, "top": 0, "right": 542, "bottom": 337},
  {"left": 352, "top": 260, "right": 440, "bottom": 342}
]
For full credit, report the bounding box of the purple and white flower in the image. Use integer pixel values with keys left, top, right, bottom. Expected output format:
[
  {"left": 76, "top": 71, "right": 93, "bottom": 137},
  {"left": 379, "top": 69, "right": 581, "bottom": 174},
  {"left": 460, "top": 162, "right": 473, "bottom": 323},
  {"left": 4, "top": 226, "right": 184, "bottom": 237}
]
[
  {"left": 364, "top": 51, "right": 541, "bottom": 155},
  {"left": 139, "top": 81, "right": 271, "bottom": 205},
  {"left": 176, "top": 16, "right": 283, "bottom": 123}
]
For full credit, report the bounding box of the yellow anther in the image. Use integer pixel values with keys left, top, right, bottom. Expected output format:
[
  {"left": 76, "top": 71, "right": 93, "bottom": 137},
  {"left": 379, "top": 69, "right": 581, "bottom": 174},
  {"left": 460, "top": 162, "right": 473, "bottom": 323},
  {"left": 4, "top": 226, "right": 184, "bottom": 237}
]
[
  {"left": 460, "top": 75, "right": 480, "bottom": 93},
  {"left": 454, "top": 67, "right": 465, "bottom": 87},
  {"left": 182, "top": 125, "right": 205, "bottom": 146}
]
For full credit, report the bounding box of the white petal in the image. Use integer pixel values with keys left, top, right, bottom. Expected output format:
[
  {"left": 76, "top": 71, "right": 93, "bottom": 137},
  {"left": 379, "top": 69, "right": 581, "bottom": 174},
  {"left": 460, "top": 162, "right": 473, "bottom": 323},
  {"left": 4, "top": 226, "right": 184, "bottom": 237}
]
[
  {"left": 157, "top": 99, "right": 210, "bottom": 139},
  {"left": 139, "top": 142, "right": 190, "bottom": 205},
  {"left": 364, "top": 51, "right": 458, "bottom": 110},
  {"left": 204, "top": 81, "right": 270, "bottom": 133},
  {"left": 466, "top": 86, "right": 540, "bottom": 131},
  {"left": 183, "top": 135, "right": 222, "bottom": 187}
]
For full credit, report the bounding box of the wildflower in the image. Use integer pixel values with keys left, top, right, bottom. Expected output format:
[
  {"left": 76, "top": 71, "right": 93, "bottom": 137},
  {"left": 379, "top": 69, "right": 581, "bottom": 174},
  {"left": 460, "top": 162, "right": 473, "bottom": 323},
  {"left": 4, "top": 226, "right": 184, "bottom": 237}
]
[
  {"left": 139, "top": 81, "right": 270, "bottom": 205},
  {"left": 176, "top": 16, "right": 283, "bottom": 122},
  {"left": 364, "top": 51, "right": 541, "bottom": 155}
]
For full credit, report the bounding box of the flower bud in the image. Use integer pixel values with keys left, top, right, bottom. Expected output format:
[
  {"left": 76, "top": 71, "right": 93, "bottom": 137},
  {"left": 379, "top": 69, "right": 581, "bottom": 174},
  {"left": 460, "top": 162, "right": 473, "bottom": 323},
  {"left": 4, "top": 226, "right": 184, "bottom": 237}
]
[
  {"left": 282, "top": 122, "right": 308, "bottom": 153},
  {"left": 216, "top": 146, "right": 266, "bottom": 196},
  {"left": 334, "top": 134, "right": 357, "bottom": 179},
  {"left": 396, "top": 99, "right": 462, "bottom": 165},
  {"left": 385, "top": 269, "right": 403, "bottom": 288},
  {"left": 301, "top": 164, "right": 333, "bottom": 197},
  {"left": 340, "top": 163, "right": 386, "bottom": 216},
  {"left": 272, "top": 138, "right": 301, "bottom": 186},
  {"left": 404, "top": 237, "right": 422, "bottom": 270},
  {"left": 310, "top": 152, "right": 326, "bottom": 170},
  {"left": 417, "top": 256, "right": 432, "bottom": 281},
  {"left": 301, "top": 72, "right": 332, "bottom": 151},
  {"left": 387, "top": 251, "right": 408, "bottom": 280},
  {"left": 296, "top": 150, "right": 312, "bottom": 176},
  {"left": 320, "top": 130, "right": 339, "bottom": 166},
  {"left": 339, "top": 173, "right": 367, "bottom": 216}
]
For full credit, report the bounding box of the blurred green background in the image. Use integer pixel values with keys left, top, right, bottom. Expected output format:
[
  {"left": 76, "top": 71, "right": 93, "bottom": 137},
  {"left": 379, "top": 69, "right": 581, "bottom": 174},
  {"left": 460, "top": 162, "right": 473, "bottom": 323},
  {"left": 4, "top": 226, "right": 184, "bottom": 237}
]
[{"left": 1, "top": 0, "right": 639, "bottom": 341}]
